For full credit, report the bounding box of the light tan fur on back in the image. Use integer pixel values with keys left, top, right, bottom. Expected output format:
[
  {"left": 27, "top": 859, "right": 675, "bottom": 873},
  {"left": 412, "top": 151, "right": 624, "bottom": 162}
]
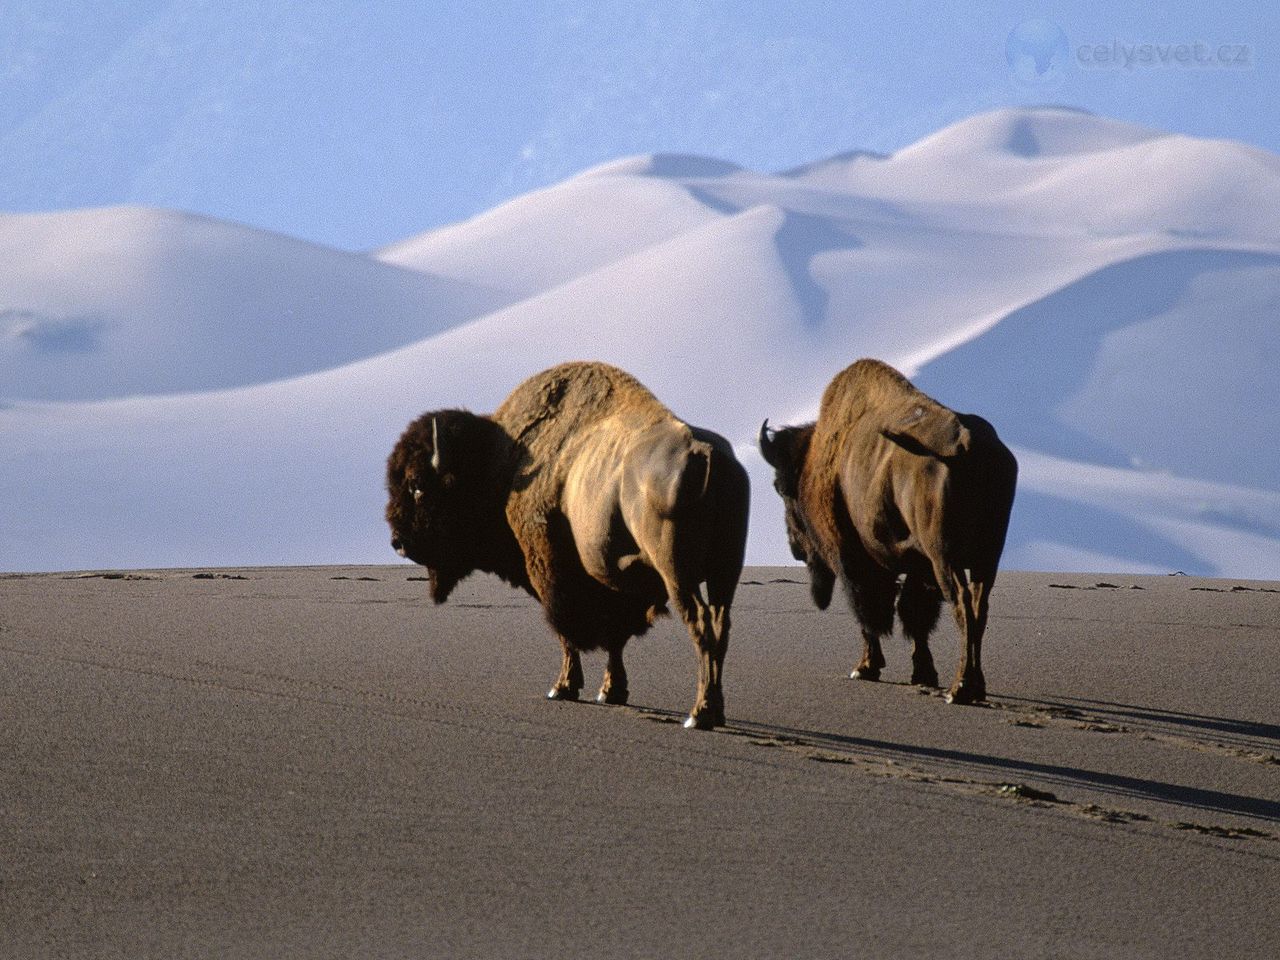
[{"left": 494, "top": 362, "right": 681, "bottom": 532}]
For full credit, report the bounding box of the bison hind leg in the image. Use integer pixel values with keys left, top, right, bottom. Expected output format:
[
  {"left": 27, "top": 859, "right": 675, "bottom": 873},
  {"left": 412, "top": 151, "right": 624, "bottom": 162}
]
[
  {"left": 939, "top": 566, "right": 992, "bottom": 705},
  {"left": 897, "top": 574, "right": 942, "bottom": 688},
  {"left": 668, "top": 586, "right": 729, "bottom": 731},
  {"left": 547, "top": 636, "right": 584, "bottom": 701}
]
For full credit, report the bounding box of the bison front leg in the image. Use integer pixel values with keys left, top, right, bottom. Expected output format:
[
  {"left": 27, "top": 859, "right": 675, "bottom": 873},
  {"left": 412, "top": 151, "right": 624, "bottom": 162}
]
[
  {"left": 846, "top": 575, "right": 895, "bottom": 682},
  {"left": 596, "top": 643, "right": 629, "bottom": 705},
  {"left": 897, "top": 575, "right": 941, "bottom": 688},
  {"left": 851, "top": 629, "right": 887, "bottom": 681},
  {"left": 547, "top": 636, "right": 584, "bottom": 701}
]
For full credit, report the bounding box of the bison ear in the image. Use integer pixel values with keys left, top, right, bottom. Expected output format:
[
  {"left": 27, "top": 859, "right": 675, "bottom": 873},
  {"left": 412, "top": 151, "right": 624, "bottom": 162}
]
[{"left": 759, "top": 419, "right": 780, "bottom": 467}]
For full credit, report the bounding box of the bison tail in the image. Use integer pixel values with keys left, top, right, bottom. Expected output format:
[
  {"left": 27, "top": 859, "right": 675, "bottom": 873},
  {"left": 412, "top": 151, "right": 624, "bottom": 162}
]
[
  {"left": 881, "top": 405, "right": 971, "bottom": 459},
  {"left": 670, "top": 440, "right": 714, "bottom": 515}
]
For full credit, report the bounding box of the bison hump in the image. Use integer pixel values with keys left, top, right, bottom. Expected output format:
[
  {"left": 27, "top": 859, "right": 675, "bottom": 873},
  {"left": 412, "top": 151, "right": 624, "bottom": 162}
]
[{"left": 495, "top": 362, "right": 667, "bottom": 448}]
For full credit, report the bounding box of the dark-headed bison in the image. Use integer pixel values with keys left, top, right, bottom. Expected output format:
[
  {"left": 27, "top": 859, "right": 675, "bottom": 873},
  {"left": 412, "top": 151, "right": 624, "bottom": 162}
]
[
  {"left": 759, "top": 358, "right": 1017, "bottom": 704},
  {"left": 386, "top": 362, "right": 750, "bottom": 729}
]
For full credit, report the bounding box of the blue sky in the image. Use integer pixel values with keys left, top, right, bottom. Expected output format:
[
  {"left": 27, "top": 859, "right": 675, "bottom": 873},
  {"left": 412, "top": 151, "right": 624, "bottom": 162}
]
[{"left": 1, "top": 1, "right": 1274, "bottom": 249}]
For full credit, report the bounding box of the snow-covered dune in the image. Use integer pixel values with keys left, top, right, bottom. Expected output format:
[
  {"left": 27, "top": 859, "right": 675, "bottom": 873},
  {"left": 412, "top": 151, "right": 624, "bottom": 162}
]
[
  {"left": 3, "top": 107, "right": 1279, "bottom": 576},
  {"left": 373, "top": 162, "right": 734, "bottom": 297},
  {"left": 0, "top": 207, "right": 512, "bottom": 401}
]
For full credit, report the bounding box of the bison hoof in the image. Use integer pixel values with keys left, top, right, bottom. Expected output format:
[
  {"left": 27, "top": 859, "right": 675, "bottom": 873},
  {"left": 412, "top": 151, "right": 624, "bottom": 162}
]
[
  {"left": 851, "top": 667, "right": 881, "bottom": 682},
  {"left": 596, "top": 688, "right": 629, "bottom": 706},
  {"left": 684, "top": 703, "right": 724, "bottom": 729},
  {"left": 945, "top": 683, "right": 985, "bottom": 705},
  {"left": 546, "top": 686, "right": 580, "bottom": 702}
]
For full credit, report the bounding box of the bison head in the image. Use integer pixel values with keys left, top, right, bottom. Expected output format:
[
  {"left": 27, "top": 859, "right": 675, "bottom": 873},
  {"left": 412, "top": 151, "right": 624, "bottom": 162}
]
[
  {"left": 386, "top": 410, "right": 516, "bottom": 604},
  {"left": 759, "top": 419, "right": 835, "bottom": 610}
]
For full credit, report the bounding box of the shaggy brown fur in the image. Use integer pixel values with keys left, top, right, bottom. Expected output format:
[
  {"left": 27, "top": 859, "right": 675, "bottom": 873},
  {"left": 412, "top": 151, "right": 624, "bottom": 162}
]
[
  {"left": 760, "top": 358, "right": 1017, "bottom": 704},
  {"left": 387, "top": 362, "right": 750, "bottom": 729}
]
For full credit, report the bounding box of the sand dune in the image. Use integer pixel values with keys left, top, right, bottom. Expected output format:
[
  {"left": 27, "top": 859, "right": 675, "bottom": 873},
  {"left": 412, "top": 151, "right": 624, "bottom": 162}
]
[
  {"left": 2, "top": 566, "right": 1277, "bottom": 958},
  {"left": 4, "top": 108, "right": 1280, "bottom": 576}
]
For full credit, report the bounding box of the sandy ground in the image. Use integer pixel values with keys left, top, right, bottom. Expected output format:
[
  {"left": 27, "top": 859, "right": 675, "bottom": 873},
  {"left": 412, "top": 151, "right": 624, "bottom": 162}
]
[{"left": 1, "top": 565, "right": 1277, "bottom": 959}]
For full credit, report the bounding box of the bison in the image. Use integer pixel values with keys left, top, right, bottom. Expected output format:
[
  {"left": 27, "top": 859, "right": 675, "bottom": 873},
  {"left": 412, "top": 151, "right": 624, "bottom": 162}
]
[
  {"left": 386, "top": 362, "right": 750, "bottom": 729},
  {"left": 759, "top": 358, "right": 1017, "bottom": 704}
]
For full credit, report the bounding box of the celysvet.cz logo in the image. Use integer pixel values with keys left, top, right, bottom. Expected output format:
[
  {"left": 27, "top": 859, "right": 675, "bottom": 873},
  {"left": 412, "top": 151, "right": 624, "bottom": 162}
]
[
  {"left": 1076, "top": 39, "right": 1252, "bottom": 69},
  {"left": 1006, "top": 19, "right": 1253, "bottom": 88}
]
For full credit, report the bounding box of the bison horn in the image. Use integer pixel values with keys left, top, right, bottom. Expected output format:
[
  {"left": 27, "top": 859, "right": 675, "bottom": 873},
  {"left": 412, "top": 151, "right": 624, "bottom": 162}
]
[
  {"left": 758, "top": 419, "right": 777, "bottom": 465},
  {"left": 430, "top": 416, "right": 442, "bottom": 472}
]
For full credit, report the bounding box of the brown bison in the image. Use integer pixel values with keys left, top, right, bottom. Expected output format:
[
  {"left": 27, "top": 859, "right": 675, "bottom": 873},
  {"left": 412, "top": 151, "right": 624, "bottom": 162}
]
[
  {"left": 386, "top": 362, "right": 750, "bottom": 729},
  {"left": 759, "top": 358, "right": 1017, "bottom": 704}
]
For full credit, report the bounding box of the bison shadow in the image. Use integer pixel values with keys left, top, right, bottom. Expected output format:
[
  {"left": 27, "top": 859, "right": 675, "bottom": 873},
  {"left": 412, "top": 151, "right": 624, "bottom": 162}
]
[
  {"left": 998, "top": 692, "right": 1280, "bottom": 753},
  {"left": 723, "top": 715, "right": 1280, "bottom": 824},
  {"left": 614, "top": 703, "right": 1280, "bottom": 825}
]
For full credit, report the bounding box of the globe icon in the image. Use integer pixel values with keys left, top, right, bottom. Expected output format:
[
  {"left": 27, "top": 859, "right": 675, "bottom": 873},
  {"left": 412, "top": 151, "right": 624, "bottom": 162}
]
[{"left": 1006, "top": 19, "right": 1070, "bottom": 89}]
